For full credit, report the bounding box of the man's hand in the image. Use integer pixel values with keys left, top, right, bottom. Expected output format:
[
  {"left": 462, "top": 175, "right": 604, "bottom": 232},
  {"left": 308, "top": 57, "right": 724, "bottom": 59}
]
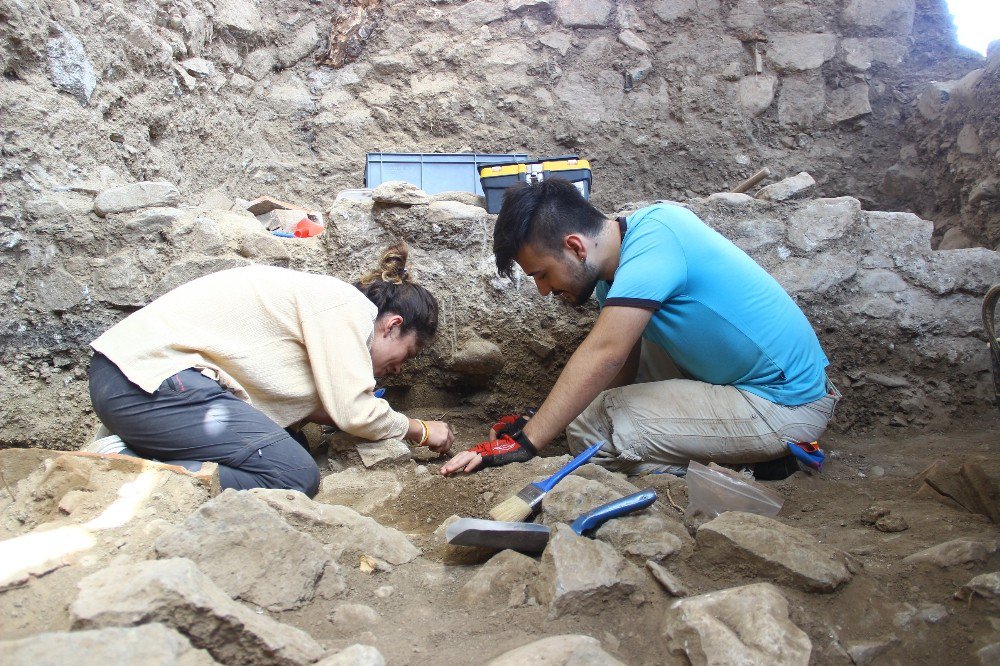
[
  {"left": 440, "top": 432, "right": 536, "bottom": 475},
  {"left": 488, "top": 409, "right": 536, "bottom": 441}
]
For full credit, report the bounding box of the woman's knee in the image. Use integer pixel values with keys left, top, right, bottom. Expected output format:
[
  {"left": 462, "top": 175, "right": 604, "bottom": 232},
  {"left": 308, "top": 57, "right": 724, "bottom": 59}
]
[{"left": 272, "top": 462, "right": 320, "bottom": 498}]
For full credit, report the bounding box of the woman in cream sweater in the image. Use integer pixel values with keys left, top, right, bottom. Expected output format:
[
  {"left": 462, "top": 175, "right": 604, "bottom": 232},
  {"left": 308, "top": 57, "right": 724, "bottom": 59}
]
[{"left": 87, "top": 243, "right": 452, "bottom": 497}]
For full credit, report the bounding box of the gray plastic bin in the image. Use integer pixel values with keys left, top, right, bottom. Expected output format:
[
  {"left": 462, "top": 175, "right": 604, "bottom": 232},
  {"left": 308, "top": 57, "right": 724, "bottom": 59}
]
[{"left": 365, "top": 152, "right": 530, "bottom": 196}]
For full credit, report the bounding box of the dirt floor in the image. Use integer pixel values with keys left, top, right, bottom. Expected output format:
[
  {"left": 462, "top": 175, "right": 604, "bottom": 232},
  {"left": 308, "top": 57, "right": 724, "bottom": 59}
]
[{"left": 2, "top": 409, "right": 996, "bottom": 665}]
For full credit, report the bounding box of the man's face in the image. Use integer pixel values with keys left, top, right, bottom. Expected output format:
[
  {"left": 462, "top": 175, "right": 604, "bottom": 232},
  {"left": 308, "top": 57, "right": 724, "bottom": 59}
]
[{"left": 515, "top": 242, "right": 601, "bottom": 306}]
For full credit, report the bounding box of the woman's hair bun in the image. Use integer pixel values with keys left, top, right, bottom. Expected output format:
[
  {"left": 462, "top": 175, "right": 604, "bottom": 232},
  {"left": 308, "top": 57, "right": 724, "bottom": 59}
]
[{"left": 359, "top": 241, "right": 411, "bottom": 287}]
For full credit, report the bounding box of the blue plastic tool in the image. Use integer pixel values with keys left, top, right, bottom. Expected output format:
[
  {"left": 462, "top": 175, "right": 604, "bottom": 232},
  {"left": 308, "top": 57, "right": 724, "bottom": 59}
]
[
  {"left": 374, "top": 388, "right": 386, "bottom": 398},
  {"left": 569, "top": 489, "right": 658, "bottom": 535}
]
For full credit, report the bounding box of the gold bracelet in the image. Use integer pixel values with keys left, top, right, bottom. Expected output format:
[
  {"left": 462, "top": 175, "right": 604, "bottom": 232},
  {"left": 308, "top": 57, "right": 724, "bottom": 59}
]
[{"left": 418, "top": 419, "right": 430, "bottom": 447}]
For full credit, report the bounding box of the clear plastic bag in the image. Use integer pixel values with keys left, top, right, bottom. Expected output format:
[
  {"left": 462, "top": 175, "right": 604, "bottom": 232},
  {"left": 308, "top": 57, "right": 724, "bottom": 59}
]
[{"left": 684, "top": 461, "right": 784, "bottom": 524}]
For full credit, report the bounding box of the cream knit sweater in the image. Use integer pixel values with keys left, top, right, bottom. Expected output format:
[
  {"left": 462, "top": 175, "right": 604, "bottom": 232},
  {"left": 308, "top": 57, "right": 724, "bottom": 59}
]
[{"left": 91, "top": 265, "right": 410, "bottom": 441}]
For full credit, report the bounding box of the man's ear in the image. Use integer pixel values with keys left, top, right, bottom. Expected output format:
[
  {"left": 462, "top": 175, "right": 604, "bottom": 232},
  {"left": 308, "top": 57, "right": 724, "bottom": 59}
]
[{"left": 564, "top": 234, "right": 588, "bottom": 262}]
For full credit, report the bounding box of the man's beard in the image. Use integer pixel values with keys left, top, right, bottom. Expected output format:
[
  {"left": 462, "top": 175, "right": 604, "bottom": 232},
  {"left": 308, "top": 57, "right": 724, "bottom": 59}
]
[{"left": 566, "top": 258, "right": 601, "bottom": 306}]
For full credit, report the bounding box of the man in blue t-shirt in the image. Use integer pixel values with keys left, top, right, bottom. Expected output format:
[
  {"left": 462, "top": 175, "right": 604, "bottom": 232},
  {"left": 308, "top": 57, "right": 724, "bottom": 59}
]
[{"left": 441, "top": 179, "right": 840, "bottom": 478}]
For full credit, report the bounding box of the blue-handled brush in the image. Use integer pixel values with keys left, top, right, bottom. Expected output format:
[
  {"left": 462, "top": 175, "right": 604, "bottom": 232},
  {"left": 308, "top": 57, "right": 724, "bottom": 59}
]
[
  {"left": 488, "top": 441, "right": 605, "bottom": 522},
  {"left": 569, "top": 489, "right": 658, "bottom": 535}
]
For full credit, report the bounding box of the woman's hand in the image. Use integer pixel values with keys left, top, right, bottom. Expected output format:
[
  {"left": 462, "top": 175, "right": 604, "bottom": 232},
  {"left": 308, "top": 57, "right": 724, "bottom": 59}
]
[
  {"left": 423, "top": 420, "right": 454, "bottom": 454},
  {"left": 405, "top": 418, "right": 454, "bottom": 454}
]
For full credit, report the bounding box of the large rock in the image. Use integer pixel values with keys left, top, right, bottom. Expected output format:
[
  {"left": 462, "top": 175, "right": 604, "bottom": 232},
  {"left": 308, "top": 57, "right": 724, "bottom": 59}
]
[
  {"left": 537, "top": 524, "right": 646, "bottom": 617},
  {"left": 94, "top": 182, "right": 181, "bottom": 217},
  {"left": 154, "top": 489, "right": 332, "bottom": 611},
  {"left": 315, "top": 467, "right": 402, "bottom": 514},
  {"left": 37, "top": 268, "right": 86, "bottom": 312},
  {"left": 696, "top": 512, "right": 852, "bottom": 592},
  {"left": 652, "top": 0, "right": 700, "bottom": 22},
  {"left": 355, "top": 438, "right": 412, "bottom": 467},
  {"left": 46, "top": 29, "right": 97, "bottom": 104},
  {"left": 458, "top": 549, "right": 539, "bottom": 606},
  {"left": 71, "top": 558, "right": 325, "bottom": 665},
  {"left": 755, "top": 171, "right": 815, "bottom": 201},
  {"left": 555, "top": 0, "right": 614, "bottom": 27},
  {"left": 249, "top": 488, "right": 420, "bottom": 564},
  {"left": 842, "top": 0, "right": 915, "bottom": 35},
  {"left": 766, "top": 33, "right": 837, "bottom": 72},
  {"left": 0, "top": 624, "right": 217, "bottom": 666},
  {"left": 904, "top": 538, "right": 999, "bottom": 568},
  {"left": 663, "top": 583, "right": 812, "bottom": 665},
  {"left": 787, "top": 197, "right": 860, "bottom": 252},
  {"left": 372, "top": 181, "right": 430, "bottom": 206},
  {"left": 486, "top": 635, "right": 625, "bottom": 665},
  {"left": 595, "top": 514, "right": 686, "bottom": 560}
]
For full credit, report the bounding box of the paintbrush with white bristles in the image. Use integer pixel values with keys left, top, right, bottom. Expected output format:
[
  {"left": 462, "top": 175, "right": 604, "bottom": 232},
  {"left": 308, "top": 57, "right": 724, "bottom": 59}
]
[{"left": 489, "top": 441, "right": 606, "bottom": 522}]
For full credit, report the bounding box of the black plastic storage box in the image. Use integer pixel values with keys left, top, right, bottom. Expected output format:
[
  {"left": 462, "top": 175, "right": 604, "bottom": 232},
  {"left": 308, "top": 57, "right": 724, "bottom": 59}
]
[{"left": 478, "top": 155, "right": 592, "bottom": 214}]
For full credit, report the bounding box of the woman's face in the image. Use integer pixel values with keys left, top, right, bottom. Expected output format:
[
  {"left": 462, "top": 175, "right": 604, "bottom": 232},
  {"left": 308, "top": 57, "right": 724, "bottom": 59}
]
[{"left": 370, "top": 314, "right": 421, "bottom": 378}]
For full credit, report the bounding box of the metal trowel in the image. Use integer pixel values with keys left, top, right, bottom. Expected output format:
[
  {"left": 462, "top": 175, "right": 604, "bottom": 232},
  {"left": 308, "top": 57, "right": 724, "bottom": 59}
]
[{"left": 445, "top": 489, "right": 658, "bottom": 553}]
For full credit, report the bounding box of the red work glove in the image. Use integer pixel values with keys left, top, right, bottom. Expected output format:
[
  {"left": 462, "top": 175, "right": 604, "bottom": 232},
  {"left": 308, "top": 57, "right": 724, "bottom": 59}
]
[
  {"left": 490, "top": 408, "right": 537, "bottom": 439},
  {"left": 469, "top": 431, "right": 537, "bottom": 467}
]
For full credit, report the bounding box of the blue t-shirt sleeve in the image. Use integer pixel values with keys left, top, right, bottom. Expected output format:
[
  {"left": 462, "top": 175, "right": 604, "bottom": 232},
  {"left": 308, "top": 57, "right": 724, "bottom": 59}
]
[{"left": 605, "top": 217, "right": 687, "bottom": 309}]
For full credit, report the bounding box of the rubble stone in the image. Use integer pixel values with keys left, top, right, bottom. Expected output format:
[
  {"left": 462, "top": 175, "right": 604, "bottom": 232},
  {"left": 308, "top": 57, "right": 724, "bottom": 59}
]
[
  {"left": 486, "top": 635, "right": 625, "bottom": 666},
  {"left": 778, "top": 76, "right": 826, "bottom": 126},
  {"left": 540, "top": 475, "right": 623, "bottom": 524},
  {"left": 736, "top": 74, "right": 777, "bottom": 116},
  {"left": 696, "top": 512, "right": 852, "bottom": 592},
  {"left": 315, "top": 467, "right": 402, "bottom": 514},
  {"left": 355, "top": 438, "right": 412, "bottom": 467},
  {"left": 154, "top": 489, "right": 332, "bottom": 611},
  {"left": 71, "top": 558, "right": 325, "bottom": 665},
  {"left": 125, "top": 207, "right": 186, "bottom": 232},
  {"left": 766, "top": 33, "right": 837, "bottom": 72},
  {"left": 37, "top": 268, "right": 86, "bottom": 312},
  {"left": 278, "top": 22, "right": 320, "bottom": 68},
  {"left": 329, "top": 603, "right": 380, "bottom": 633},
  {"left": 46, "top": 30, "right": 97, "bottom": 104},
  {"left": 94, "top": 182, "right": 181, "bottom": 217},
  {"left": 243, "top": 49, "right": 278, "bottom": 80},
  {"left": 214, "top": 0, "right": 265, "bottom": 37},
  {"left": 957, "top": 572, "right": 1000, "bottom": 608},
  {"left": 250, "top": 488, "right": 420, "bottom": 564},
  {"left": 372, "top": 181, "right": 430, "bottom": 206},
  {"left": 447, "top": 1, "right": 505, "bottom": 32},
  {"left": 755, "top": 171, "right": 815, "bottom": 201},
  {"left": 787, "top": 197, "right": 860, "bottom": 252},
  {"left": 0, "top": 624, "right": 217, "bottom": 666},
  {"left": 842, "top": 0, "right": 916, "bottom": 35},
  {"left": 845, "top": 637, "right": 899, "bottom": 665},
  {"left": 450, "top": 335, "right": 506, "bottom": 378},
  {"left": 315, "top": 645, "right": 386, "bottom": 666},
  {"left": 653, "top": 0, "right": 699, "bottom": 22},
  {"left": 618, "top": 29, "right": 650, "bottom": 54},
  {"left": 938, "top": 227, "right": 974, "bottom": 250},
  {"left": 537, "top": 524, "right": 646, "bottom": 617},
  {"left": 595, "top": 514, "right": 685, "bottom": 560},
  {"left": 662, "top": 583, "right": 812, "bottom": 665},
  {"left": 875, "top": 515, "right": 909, "bottom": 532},
  {"left": 458, "top": 549, "right": 539, "bottom": 606},
  {"left": 646, "top": 560, "right": 690, "bottom": 596},
  {"left": 827, "top": 83, "right": 872, "bottom": 124},
  {"left": 555, "top": 0, "right": 614, "bottom": 27}
]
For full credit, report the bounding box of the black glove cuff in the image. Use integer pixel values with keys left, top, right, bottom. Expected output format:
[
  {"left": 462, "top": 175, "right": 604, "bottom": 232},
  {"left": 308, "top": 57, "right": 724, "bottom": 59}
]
[{"left": 510, "top": 429, "right": 537, "bottom": 456}]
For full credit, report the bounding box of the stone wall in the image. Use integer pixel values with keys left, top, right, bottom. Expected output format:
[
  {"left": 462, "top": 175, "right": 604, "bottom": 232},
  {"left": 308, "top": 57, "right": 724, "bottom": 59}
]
[
  {"left": 1, "top": 179, "right": 996, "bottom": 448},
  {"left": 0, "top": 0, "right": 985, "bottom": 222},
  {"left": 884, "top": 46, "right": 1000, "bottom": 250}
]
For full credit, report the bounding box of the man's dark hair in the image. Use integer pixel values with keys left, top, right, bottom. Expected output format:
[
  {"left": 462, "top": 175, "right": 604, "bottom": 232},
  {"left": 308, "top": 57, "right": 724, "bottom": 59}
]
[{"left": 493, "top": 178, "right": 606, "bottom": 278}]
